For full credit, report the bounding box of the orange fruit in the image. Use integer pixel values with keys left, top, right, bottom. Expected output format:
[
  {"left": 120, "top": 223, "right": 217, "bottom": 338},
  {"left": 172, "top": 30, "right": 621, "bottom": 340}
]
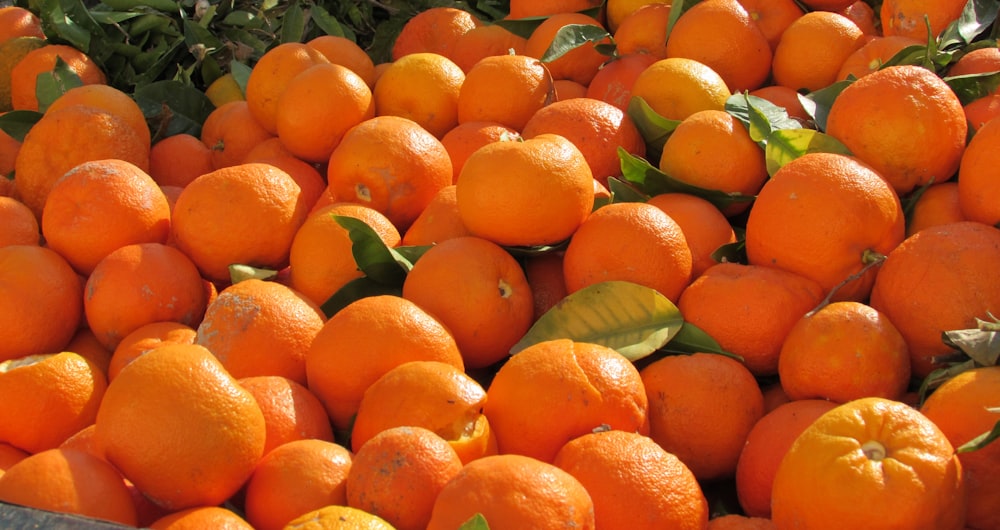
[
  {"left": 244, "top": 42, "right": 330, "bottom": 134},
  {"left": 508, "top": 0, "right": 603, "bottom": 19},
  {"left": 525, "top": 12, "right": 611, "bottom": 86},
  {"left": 439, "top": 120, "right": 521, "bottom": 183},
  {"left": 84, "top": 242, "right": 208, "bottom": 351},
  {"left": 374, "top": 52, "right": 465, "bottom": 139},
  {"left": 964, "top": 91, "right": 1000, "bottom": 132},
  {"left": 171, "top": 162, "right": 310, "bottom": 284},
  {"left": 563, "top": 201, "right": 693, "bottom": 302},
  {"left": 707, "top": 514, "right": 778, "bottom": 529},
  {"left": 195, "top": 278, "right": 325, "bottom": 385},
  {"left": 484, "top": 339, "right": 648, "bottom": 463},
  {"left": 41, "top": 159, "right": 170, "bottom": 275},
  {"left": 0, "top": 196, "right": 39, "bottom": 247},
  {"left": 305, "top": 294, "right": 465, "bottom": 431},
  {"left": 238, "top": 375, "right": 335, "bottom": 455},
  {"left": 64, "top": 328, "right": 113, "bottom": 377},
  {"left": 200, "top": 100, "right": 275, "bottom": 170},
  {"left": 288, "top": 202, "right": 401, "bottom": 307},
  {"left": 347, "top": 426, "right": 464, "bottom": 530},
  {"left": 958, "top": 114, "right": 1000, "bottom": 226},
  {"left": 949, "top": 45, "right": 1000, "bottom": 77},
  {"left": 306, "top": 34, "right": 377, "bottom": 88},
  {"left": 457, "top": 53, "right": 554, "bottom": 131},
  {"left": 108, "top": 321, "right": 196, "bottom": 381},
  {"left": 800, "top": 0, "right": 856, "bottom": 10},
  {"left": 450, "top": 23, "right": 528, "bottom": 74},
  {"left": 612, "top": 3, "right": 671, "bottom": 59},
  {"left": 761, "top": 380, "right": 792, "bottom": 413},
  {"left": 244, "top": 154, "right": 326, "bottom": 212},
  {"left": 646, "top": 192, "right": 737, "bottom": 279},
  {"left": 0, "top": 448, "right": 137, "bottom": 526},
  {"left": 737, "top": 0, "right": 804, "bottom": 51},
  {"left": 826, "top": 65, "right": 967, "bottom": 196},
  {"left": 427, "top": 453, "right": 595, "bottom": 530},
  {"left": 523, "top": 252, "right": 568, "bottom": 322},
  {"left": 745, "top": 152, "right": 905, "bottom": 302},
  {"left": 605, "top": 0, "right": 670, "bottom": 33},
  {"left": 842, "top": 0, "right": 879, "bottom": 35},
  {"left": 0, "top": 36, "right": 45, "bottom": 113},
  {"left": 0, "top": 443, "right": 28, "bottom": 474},
  {"left": 735, "top": 399, "right": 838, "bottom": 518},
  {"left": 629, "top": 57, "right": 731, "bottom": 121},
  {"left": 771, "top": 11, "right": 867, "bottom": 93},
  {"left": 521, "top": 97, "right": 646, "bottom": 186},
  {"left": 401, "top": 236, "right": 534, "bottom": 369},
  {"left": 907, "top": 181, "right": 966, "bottom": 237},
  {"left": 881, "top": 0, "right": 967, "bottom": 40},
  {"left": 326, "top": 115, "right": 452, "bottom": 232},
  {"left": 554, "top": 429, "right": 709, "bottom": 530},
  {"left": 243, "top": 438, "right": 353, "bottom": 530},
  {"left": 869, "top": 221, "right": 1000, "bottom": 378},
  {"left": 658, "top": 109, "right": 768, "bottom": 216},
  {"left": 771, "top": 397, "right": 966, "bottom": 530},
  {"left": 554, "top": 78, "right": 588, "bottom": 100},
  {"left": 748, "top": 84, "right": 813, "bottom": 125},
  {"left": 837, "top": 35, "right": 923, "bottom": 81},
  {"left": 283, "top": 505, "right": 395, "bottom": 530},
  {"left": 778, "top": 301, "right": 911, "bottom": 403},
  {"left": 585, "top": 52, "right": 659, "bottom": 111},
  {"left": 46, "top": 83, "right": 151, "bottom": 150},
  {"left": 391, "top": 6, "right": 480, "bottom": 62},
  {"left": 204, "top": 72, "right": 245, "bottom": 107},
  {"left": 148, "top": 133, "right": 214, "bottom": 188},
  {"left": 400, "top": 184, "right": 472, "bottom": 246},
  {"left": 275, "top": 63, "right": 374, "bottom": 163},
  {"left": 0, "top": 6, "right": 43, "bottom": 43},
  {"left": 640, "top": 352, "right": 765, "bottom": 481},
  {"left": 666, "top": 0, "right": 773, "bottom": 92},
  {"left": 0, "top": 119, "right": 21, "bottom": 182},
  {"left": 95, "top": 342, "right": 266, "bottom": 511},
  {"left": 14, "top": 104, "right": 150, "bottom": 219},
  {"left": 921, "top": 366, "right": 1000, "bottom": 530},
  {"left": 350, "top": 360, "right": 493, "bottom": 465},
  {"left": 0, "top": 352, "right": 106, "bottom": 453},
  {"left": 456, "top": 133, "right": 594, "bottom": 247},
  {"left": 9, "top": 44, "right": 106, "bottom": 111},
  {"left": 0, "top": 245, "right": 83, "bottom": 362},
  {"left": 149, "top": 506, "right": 255, "bottom": 530}
]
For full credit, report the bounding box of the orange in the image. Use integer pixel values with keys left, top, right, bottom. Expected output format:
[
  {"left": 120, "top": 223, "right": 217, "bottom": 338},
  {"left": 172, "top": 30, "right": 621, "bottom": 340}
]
[
  {"left": 837, "top": 35, "right": 923, "bottom": 81},
  {"left": 41, "top": 158, "right": 171, "bottom": 275},
  {"left": 607, "top": 0, "right": 671, "bottom": 35},
  {"left": 400, "top": 184, "right": 472, "bottom": 246},
  {"left": 0, "top": 245, "right": 83, "bottom": 362},
  {"left": 521, "top": 97, "right": 646, "bottom": 186},
  {"left": 457, "top": 53, "right": 554, "bottom": 131},
  {"left": 450, "top": 23, "right": 528, "bottom": 74},
  {"left": 238, "top": 375, "right": 335, "bottom": 455},
  {"left": 195, "top": 278, "right": 325, "bottom": 385},
  {"left": 243, "top": 438, "right": 353, "bottom": 530},
  {"left": 0, "top": 196, "right": 39, "bottom": 247},
  {"left": 306, "top": 34, "right": 377, "bottom": 88},
  {"left": 484, "top": 339, "right": 648, "bottom": 463},
  {"left": 666, "top": 0, "right": 773, "bottom": 92},
  {"left": 305, "top": 294, "right": 465, "bottom": 431},
  {"left": 9, "top": 44, "right": 106, "bottom": 111},
  {"left": 554, "top": 78, "right": 588, "bottom": 100},
  {"left": 800, "top": 0, "right": 856, "bottom": 10},
  {"left": 964, "top": 91, "right": 1000, "bottom": 132},
  {"left": 842, "top": 0, "right": 879, "bottom": 35},
  {"left": 0, "top": 443, "right": 28, "bottom": 474},
  {"left": 508, "top": 0, "right": 603, "bottom": 19},
  {"left": 771, "top": 397, "right": 966, "bottom": 530},
  {"left": 948, "top": 46, "right": 1000, "bottom": 77},
  {"left": 149, "top": 506, "right": 255, "bottom": 530},
  {"left": 0, "top": 6, "right": 43, "bottom": 43},
  {"left": 779, "top": 301, "right": 911, "bottom": 403},
  {"left": 0, "top": 448, "right": 136, "bottom": 526},
  {"left": 84, "top": 242, "right": 208, "bottom": 351},
  {"left": 585, "top": 52, "right": 659, "bottom": 111},
  {"left": 745, "top": 152, "right": 905, "bottom": 302},
  {"left": 456, "top": 133, "right": 594, "bottom": 247},
  {"left": 563, "top": 201, "right": 693, "bottom": 302},
  {"left": 658, "top": 109, "right": 768, "bottom": 216},
  {"left": 881, "top": 0, "right": 967, "bottom": 40},
  {"left": 921, "top": 366, "right": 1000, "bottom": 530},
  {"left": 148, "top": 133, "right": 214, "bottom": 188},
  {"left": 737, "top": 0, "right": 804, "bottom": 51},
  {"left": 629, "top": 57, "right": 731, "bottom": 121},
  {"left": 326, "top": 115, "right": 452, "bottom": 232},
  {"left": 45, "top": 83, "right": 151, "bottom": 150},
  {"left": 554, "top": 429, "right": 709, "bottom": 530},
  {"left": 347, "top": 426, "right": 464, "bottom": 530},
  {"left": 244, "top": 154, "right": 326, "bottom": 212},
  {"left": 204, "top": 72, "right": 245, "bottom": 107},
  {"left": 14, "top": 104, "right": 150, "bottom": 218},
  {"left": 761, "top": 380, "right": 792, "bottom": 413},
  {"left": 200, "top": 100, "right": 275, "bottom": 169},
  {"left": 401, "top": 236, "right": 534, "bottom": 369},
  {"left": 95, "top": 342, "right": 266, "bottom": 511},
  {"left": 108, "top": 321, "right": 196, "bottom": 381},
  {"left": 0, "top": 120, "right": 21, "bottom": 182},
  {"left": 707, "top": 514, "right": 778, "bottom": 529},
  {"left": 907, "top": 181, "right": 966, "bottom": 237},
  {"left": 826, "top": 65, "right": 967, "bottom": 196},
  {"left": 275, "top": 63, "right": 374, "bottom": 163},
  {"left": 525, "top": 12, "right": 611, "bottom": 86},
  {"left": 242, "top": 135, "right": 295, "bottom": 161},
  {"left": 64, "top": 328, "right": 113, "bottom": 377},
  {"left": 640, "top": 352, "right": 765, "bottom": 481},
  {"left": 771, "top": 11, "right": 867, "bottom": 93},
  {"left": 0, "top": 36, "right": 46, "bottom": 113},
  {"left": 374, "top": 52, "right": 464, "bottom": 139},
  {"left": 958, "top": 114, "right": 1000, "bottom": 226},
  {"left": 735, "top": 399, "right": 838, "bottom": 518},
  {"left": 288, "top": 202, "right": 401, "bottom": 307},
  {"left": 283, "top": 505, "right": 395, "bottom": 530},
  {"left": 171, "top": 162, "right": 310, "bottom": 284},
  {"left": 613, "top": 3, "right": 671, "bottom": 59},
  {"left": 391, "top": 6, "right": 480, "bottom": 62},
  {"left": 870, "top": 221, "right": 1000, "bottom": 378},
  {"left": 523, "top": 252, "right": 568, "bottom": 322},
  {"left": 350, "top": 361, "right": 494, "bottom": 464},
  {"left": 244, "top": 42, "right": 330, "bottom": 134},
  {"left": 748, "top": 84, "right": 812, "bottom": 125},
  {"left": 427, "top": 453, "right": 595, "bottom": 530},
  {"left": 0, "top": 352, "right": 105, "bottom": 453},
  {"left": 439, "top": 120, "right": 521, "bottom": 183},
  {"left": 646, "top": 192, "right": 737, "bottom": 279}
]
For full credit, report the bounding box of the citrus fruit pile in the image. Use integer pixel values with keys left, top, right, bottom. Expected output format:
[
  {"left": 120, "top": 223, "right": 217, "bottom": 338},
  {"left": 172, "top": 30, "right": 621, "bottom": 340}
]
[{"left": 1, "top": 0, "right": 1000, "bottom": 528}]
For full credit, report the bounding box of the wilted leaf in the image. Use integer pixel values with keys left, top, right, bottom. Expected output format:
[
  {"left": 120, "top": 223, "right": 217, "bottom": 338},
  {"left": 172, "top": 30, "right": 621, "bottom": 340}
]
[
  {"left": 333, "top": 215, "right": 411, "bottom": 286},
  {"left": 510, "top": 280, "right": 684, "bottom": 362},
  {"left": 942, "top": 319, "right": 1000, "bottom": 366},
  {"left": 540, "top": 24, "right": 611, "bottom": 63},
  {"left": 228, "top": 264, "right": 278, "bottom": 284},
  {"left": 657, "top": 322, "right": 741, "bottom": 360},
  {"left": 320, "top": 277, "right": 402, "bottom": 319},
  {"left": 458, "top": 513, "right": 491, "bottom": 530},
  {"left": 957, "top": 417, "right": 1000, "bottom": 453},
  {"left": 764, "top": 128, "right": 852, "bottom": 176},
  {"left": 618, "top": 149, "right": 756, "bottom": 211}
]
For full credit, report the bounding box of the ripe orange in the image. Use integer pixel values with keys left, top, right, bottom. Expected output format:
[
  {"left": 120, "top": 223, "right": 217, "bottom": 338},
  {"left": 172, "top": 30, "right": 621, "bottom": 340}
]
[
  {"left": 457, "top": 53, "right": 554, "bottom": 131},
  {"left": 585, "top": 52, "right": 659, "bottom": 111},
  {"left": 149, "top": 506, "right": 255, "bottom": 530},
  {"left": 108, "top": 321, "right": 196, "bottom": 381},
  {"left": 554, "top": 429, "right": 709, "bottom": 530},
  {"left": 283, "top": 505, "right": 395, "bottom": 529},
  {"left": 525, "top": 12, "right": 611, "bottom": 86},
  {"left": 646, "top": 193, "right": 737, "bottom": 279},
  {"left": 771, "top": 11, "right": 867, "bottom": 93},
  {"left": 800, "top": 0, "right": 856, "bottom": 10},
  {"left": 771, "top": 397, "right": 966, "bottom": 530},
  {"left": 244, "top": 154, "right": 326, "bottom": 213},
  {"left": 200, "top": 100, "right": 275, "bottom": 170},
  {"left": 243, "top": 438, "right": 353, "bottom": 530},
  {"left": 837, "top": 35, "right": 923, "bottom": 81},
  {"left": 563, "top": 201, "right": 693, "bottom": 302},
  {"left": 0, "top": 120, "right": 21, "bottom": 183},
  {"left": 306, "top": 34, "right": 377, "bottom": 88},
  {"left": 553, "top": 78, "right": 588, "bottom": 101},
  {"left": 737, "top": 0, "right": 804, "bottom": 51},
  {"left": 964, "top": 91, "right": 1000, "bottom": 132},
  {"left": 244, "top": 42, "right": 329, "bottom": 134},
  {"left": 484, "top": 339, "right": 648, "bottom": 463},
  {"left": 456, "top": 133, "right": 594, "bottom": 247},
  {"left": 46, "top": 84, "right": 151, "bottom": 152},
  {"left": 826, "top": 65, "right": 967, "bottom": 196},
  {"left": 523, "top": 252, "right": 569, "bottom": 322},
  {"left": 440, "top": 120, "right": 521, "bottom": 183},
  {"left": 374, "top": 52, "right": 465, "bottom": 139},
  {"left": 403, "top": 236, "right": 534, "bottom": 368},
  {"left": 391, "top": 6, "right": 480, "bottom": 62},
  {"left": 0, "top": 443, "right": 27, "bottom": 474},
  {"left": 401, "top": 184, "right": 472, "bottom": 246},
  {"left": 881, "top": 0, "right": 967, "bottom": 40},
  {"left": 958, "top": 114, "right": 1000, "bottom": 226},
  {"left": 0, "top": 6, "right": 43, "bottom": 43},
  {"left": 0, "top": 196, "right": 39, "bottom": 247},
  {"left": 508, "top": 0, "right": 603, "bottom": 19},
  {"left": 612, "top": 3, "right": 671, "bottom": 59},
  {"left": 907, "top": 182, "right": 966, "bottom": 237},
  {"left": 64, "top": 328, "right": 113, "bottom": 377},
  {"left": 148, "top": 133, "right": 214, "bottom": 188},
  {"left": 629, "top": 57, "right": 731, "bottom": 121},
  {"left": 842, "top": 0, "right": 879, "bottom": 35},
  {"left": 347, "top": 426, "right": 464, "bottom": 530},
  {"left": 9, "top": 44, "right": 106, "bottom": 111},
  {"left": 450, "top": 23, "right": 528, "bottom": 74},
  {"left": 748, "top": 84, "right": 812, "bottom": 125},
  {"left": 238, "top": 375, "right": 335, "bottom": 456}
]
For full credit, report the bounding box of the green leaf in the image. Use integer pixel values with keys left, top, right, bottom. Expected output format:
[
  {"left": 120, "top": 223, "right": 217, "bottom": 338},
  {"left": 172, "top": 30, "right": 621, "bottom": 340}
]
[
  {"left": 618, "top": 149, "right": 756, "bottom": 212},
  {"left": 800, "top": 79, "right": 853, "bottom": 132},
  {"left": 35, "top": 56, "right": 84, "bottom": 113},
  {"left": 710, "top": 239, "right": 747, "bottom": 267},
  {"left": 279, "top": 0, "right": 306, "bottom": 44},
  {"left": 37, "top": 0, "right": 99, "bottom": 51},
  {"left": 626, "top": 96, "right": 681, "bottom": 160},
  {"left": 607, "top": 176, "right": 649, "bottom": 204},
  {"left": 957, "top": 416, "right": 1000, "bottom": 453},
  {"left": 0, "top": 110, "right": 43, "bottom": 142},
  {"left": 725, "top": 93, "right": 802, "bottom": 147},
  {"left": 134, "top": 79, "right": 214, "bottom": 138},
  {"left": 918, "top": 359, "right": 976, "bottom": 405},
  {"left": 510, "top": 280, "right": 684, "bottom": 362},
  {"left": 230, "top": 60, "right": 253, "bottom": 92},
  {"left": 333, "top": 215, "right": 411, "bottom": 286},
  {"left": 938, "top": 0, "right": 1000, "bottom": 50},
  {"left": 540, "top": 23, "right": 611, "bottom": 63},
  {"left": 458, "top": 513, "right": 491, "bottom": 530},
  {"left": 657, "top": 321, "right": 741, "bottom": 360},
  {"left": 901, "top": 179, "right": 935, "bottom": 230},
  {"left": 764, "top": 128, "right": 852, "bottom": 176},
  {"left": 665, "top": 0, "right": 700, "bottom": 42},
  {"left": 944, "top": 71, "right": 1000, "bottom": 106},
  {"left": 490, "top": 17, "right": 547, "bottom": 40},
  {"left": 311, "top": 4, "right": 348, "bottom": 38},
  {"left": 319, "top": 277, "right": 403, "bottom": 319}
]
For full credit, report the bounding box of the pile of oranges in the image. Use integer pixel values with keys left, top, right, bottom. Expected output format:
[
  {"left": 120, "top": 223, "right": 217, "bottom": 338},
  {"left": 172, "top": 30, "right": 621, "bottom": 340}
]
[{"left": 1, "top": 0, "right": 1000, "bottom": 528}]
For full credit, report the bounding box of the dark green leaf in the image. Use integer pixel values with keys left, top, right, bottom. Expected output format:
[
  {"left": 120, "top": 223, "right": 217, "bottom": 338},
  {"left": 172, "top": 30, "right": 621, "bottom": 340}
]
[
  {"left": 626, "top": 96, "right": 681, "bottom": 160},
  {"left": 0, "top": 110, "right": 43, "bottom": 142},
  {"left": 710, "top": 239, "right": 747, "bottom": 267},
  {"left": 957, "top": 417, "right": 1000, "bottom": 453},
  {"left": 37, "top": 0, "right": 99, "bottom": 51},
  {"left": 618, "top": 148, "right": 756, "bottom": 211},
  {"left": 311, "top": 4, "right": 348, "bottom": 38},
  {"left": 458, "top": 513, "right": 491, "bottom": 530},
  {"left": 134, "top": 79, "right": 214, "bottom": 138},
  {"left": 800, "top": 79, "right": 853, "bottom": 132},
  {"left": 938, "top": 0, "right": 1000, "bottom": 50},
  {"left": 726, "top": 93, "right": 801, "bottom": 147},
  {"left": 540, "top": 24, "right": 610, "bottom": 63},
  {"left": 764, "top": 128, "right": 852, "bottom": 176},
  {"left": 280, "top": 0, "right": 306, "bottom": 44},
  {"left": 320, "top": 277, "right": 403, "bottom": 319},
  {"left": 393, "top": 244, "right": 433, "bottom": 266},
  {"left": 607, "top": 176, "right": 649, "bottom": 204},
  {"left": 665, "top": 0, "right": 700, "bottom": 41},
  {"left": 503, "top": 240, "right": 570, "bottom": 258},
  {"left": 333, "top": 215, "right": 411, "bottom": 285},
  {"left": 230, "top": 60, "right": 253, "bottom": 92},
  {"left": 944, "top": 71, "right": 1000, "bottom": 105},
  {"left": 183, "top": 18, "right": 224, "bottom": 51},
  {"left": 878, "top": 44, "right": 936, "bottom": 70},
  {"left": 657, "top": 321, "right": 741, "bottom": 360},
  {"left": 918, "top": 359, "right": 976, "bottom": 405}
]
